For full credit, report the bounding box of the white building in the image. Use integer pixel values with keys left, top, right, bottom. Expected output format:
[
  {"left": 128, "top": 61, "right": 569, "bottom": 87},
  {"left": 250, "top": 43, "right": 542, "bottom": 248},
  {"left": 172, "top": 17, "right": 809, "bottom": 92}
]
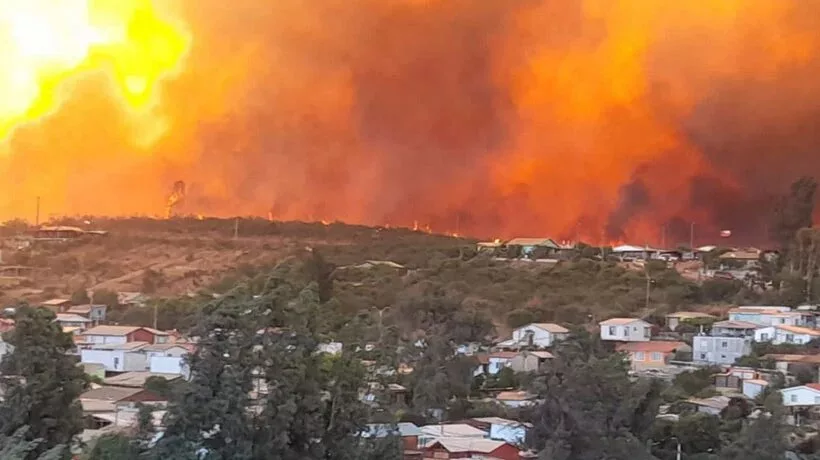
[
  {"left": 781, "top": 384, "right": 820, "bottom": 407},
  {"left": 728, "top": 306, "right": 808, "bottom": 327},
  {"left": 81, "top": 342, "right": 149, "bottom": 372},
  {"left": 754, "top": 325, "right": 820, "bottom": 345},
  {"left": 54, "top": 313, "right": 92, "bottom": 330},
  {"left": 742, "top": 379, "right": 769, "bottom": 400},
  {"left": 599, "top": 318, "right": 651, "bottom": 342},
  {"left": 418, "top": 424, "right": 488, "bottom": 448},
  {"left": 496, "top": 323, "right": 569, "bottom": 349}
]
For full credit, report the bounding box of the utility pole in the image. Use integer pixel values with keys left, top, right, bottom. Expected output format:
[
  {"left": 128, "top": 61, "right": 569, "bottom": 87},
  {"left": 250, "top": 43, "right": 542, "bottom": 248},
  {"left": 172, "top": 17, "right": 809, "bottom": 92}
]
[
  {"left": 35, "top": 196, "right": 40, "bottom": 226},
  {"left": 153, "top": 302, "right": 158, "bottom": 330},
  {"left": 689, "top": 222, "right": 695, "bottom": 250}
]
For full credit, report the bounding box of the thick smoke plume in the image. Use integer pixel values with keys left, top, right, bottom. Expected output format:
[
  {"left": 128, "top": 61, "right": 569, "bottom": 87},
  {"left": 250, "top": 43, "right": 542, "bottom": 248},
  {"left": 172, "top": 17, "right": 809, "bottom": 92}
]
[{"left": 2, "top": 0, "right": 820, "bottom": 245}]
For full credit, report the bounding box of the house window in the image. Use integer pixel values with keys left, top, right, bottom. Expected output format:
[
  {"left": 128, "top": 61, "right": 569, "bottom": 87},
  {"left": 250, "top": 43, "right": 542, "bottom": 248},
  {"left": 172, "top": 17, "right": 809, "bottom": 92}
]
[
  {"left": 791, "top": 394, "right": 798, "bottom": 403},
  {"left": 644, "top": 328, "right": 650, "bottom": 338},
  {"left": 608, "top": 326, "right": 616, "bottom": 336},
  {"left": 113, "top": 357, "right": 120, "bottom": 369},
  {"left": 721, "top": 341, "right": 728, "bottom": 349},
  {"left": 786, "top": 334, "right": 795, "bottom": 343},
  {"left": 699, "top": 353, "right": 707, "bottom": 360},
  {"left": 651, "top": 352, "right": 662, "bottom": 361},
  {"left": 761, "top": 333, "right": 769, "bottom": 341},
  {"left": 780, "top": 318, "right": 785, "bottom": 324},
  {"left": 624, "top": 328, "right": 630, "bottom": 337},
  {"left": 634, "top": 352, "right": 645, "bottom": 361},
  {"left": 720, "top": 354, "right": 727, "bottom": 360}
]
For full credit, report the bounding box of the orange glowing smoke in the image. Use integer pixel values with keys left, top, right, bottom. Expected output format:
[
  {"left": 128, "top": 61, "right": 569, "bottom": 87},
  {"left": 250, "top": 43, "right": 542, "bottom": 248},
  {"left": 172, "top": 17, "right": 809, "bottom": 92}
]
[{"left": 1, "top": 0, "right": 820, "bottom": 244}]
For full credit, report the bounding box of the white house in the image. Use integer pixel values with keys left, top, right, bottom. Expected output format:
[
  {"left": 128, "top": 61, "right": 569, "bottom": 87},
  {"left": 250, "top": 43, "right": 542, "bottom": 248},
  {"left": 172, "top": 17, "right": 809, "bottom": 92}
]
[
  {"left": 754, "top": 325, "right": 820, "bottom": 345},
  {"left": 496, "top": 323, "right": 569, "bottom": 349},
  {"left": 81, "top": 342, "right": 149, "bottom": 372},
  {"left": 149, "top": 355, "right": 187, "bottom": 376},
  {"left": 142, "top": 343, "right": 188, "bottom": 360},
  {"left": 54, "top": 313, "right": 93, "bottom": 330},
  {"left": 742, "top": 379, "right": 769, "bottom": 400},
  {"left": 781, "top": 384, "right": 820, "bottom": 407},
  {"left": 487, "top": 352, "right": 517, "bottom": 375},
  {"left": 418, "top": 424, "right": 488, "bottom": 448},
  {"left": 599, "top": 318, "right": 651, "bottom": 342},
  {"left": 728, "top": 306, "right": 804, "bottom": 327},
  {"left": 471, "top": 417, "right": 530, "bottom": 445}
]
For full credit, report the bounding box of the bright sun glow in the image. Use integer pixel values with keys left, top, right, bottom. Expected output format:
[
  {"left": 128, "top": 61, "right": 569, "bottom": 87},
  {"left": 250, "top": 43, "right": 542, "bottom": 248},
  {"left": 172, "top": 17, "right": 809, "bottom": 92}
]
[{"left": 0, "top": 0, "right": 189, "bottom": 140}]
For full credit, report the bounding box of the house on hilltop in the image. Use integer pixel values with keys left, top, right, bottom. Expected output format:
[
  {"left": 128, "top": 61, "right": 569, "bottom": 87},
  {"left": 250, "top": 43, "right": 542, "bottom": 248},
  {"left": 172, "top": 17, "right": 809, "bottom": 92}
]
[
  {"left": 496, "top": 323, "right": 569, "bottom": 349},
  {"left": 616, "top": 341, "right": 690, "bottom": 370},
  {"left": 599, "top": 318, "right": 651, "bottom": 342},
  {"left": 755, "top": 325, "right": 820, "bottom": 345}
]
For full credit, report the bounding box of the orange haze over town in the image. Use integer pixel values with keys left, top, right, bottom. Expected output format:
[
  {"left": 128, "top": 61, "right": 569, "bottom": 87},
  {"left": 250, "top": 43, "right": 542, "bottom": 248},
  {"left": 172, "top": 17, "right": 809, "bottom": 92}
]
[{"left": 1, "top": 0, "right": 820, "bottom": 244}]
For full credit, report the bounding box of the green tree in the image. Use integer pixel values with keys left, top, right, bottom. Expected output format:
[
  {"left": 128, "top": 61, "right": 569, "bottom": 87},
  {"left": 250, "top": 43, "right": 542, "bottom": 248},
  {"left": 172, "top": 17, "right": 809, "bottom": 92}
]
[
  {"left": 528, "top": 338, "right": 658, "bottom": 460},
  {"left": 0, "top": 427, "right": 67, "bottom": 460},
  {"left": 90, "top": 289, "right": 119, "bottom": 309},
  {"left": 0, "top": 307, "right": 85, "bottom": 459},
  {"left": 721, "top": 394, "right": 787, "bottom": 460},
  {"left": 86, "top": 434, "right": 139, "bottom": 460},
  {"left": 70, "top": 288, "right": 90, "bottom": 305}
]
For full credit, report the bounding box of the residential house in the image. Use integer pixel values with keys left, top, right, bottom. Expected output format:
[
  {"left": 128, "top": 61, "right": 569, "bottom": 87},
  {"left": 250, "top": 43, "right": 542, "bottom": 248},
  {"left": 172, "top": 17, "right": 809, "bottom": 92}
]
[
  {"left": 683, "top": 395, "right": 733, "bottom": 415},
  {"left": 692, "top": 320, "right": 756, "bottom": 365},
  {"left": 103, "top": 371, "right": 182, "bottom": 388},
  {"left": 80, "top": 386, "right": 166, "bottom": 424},
  {"left": 80, "top": 342, "right": 149, "bottom": 372},
  {"left": 665, "top": 311, "right": 716, "bottom": 331},
  {"left": 510, "top": 350, "right": 553, "bottom": 373},
  {"left": 363, "top": 422, "right": 422, "bottom": 453},
  {"left": 40, "top": 298, "right": 72, "bottom": 313},
  {"left": 66, "top": 304, "right": 107, "bottom": 322},
  {"left": 80, "top": 326, "right": 169, "bottom": 346},
  {"left": 467, "top": 417, "right": 531, "bottom": 445},
  {"left": 728, "top": 306, "right": 797, "bottom": 327},
  {"left": 418, "top": 424, "right": 488, "bottom": 448},
  {"left": 422, "top": 438, "right": 520, "bottom": 460},
  {"left": 718, "top": 249, "right": 760, "bottom": 269},
  {"left": 496, "top": 391, "right": 537, "bottom": 408},
  {"left": 763, "top": 354, "right": 820, "bottom": 374},
  {"left": 599, "top": 318, "right": 652, "bottom": 342},
  {"left": 612, "top": 245, "right": 659, "bottom": 260},
  {"left": 142, "top": 343, "right": 188, "bottom": 359},
  {"left": 616, "top": 341, "right": 690, "bottom": 370},
  {"left": 496, "top": 323, "right": 569, "bottom": 349},
  {"left": 781, "top": 384, "right": 820, "bottom": 407},
  {"left": 506, "top": 238, "right": 560, "bottom": 258},
  {"left": 754, "top": 325, "right": 820, "bottom": 345},
  {"left": 487, "top": 351, "right": 518, "bottom": 375},
  {"left": 54, "top": 313, "right": 92, "bottom": 330},
  {"left": 743, "top": 379, "right": 769, "bottom": 399},
  {"left": 117, "top": 292, "right": 148, "bottom": 308}
]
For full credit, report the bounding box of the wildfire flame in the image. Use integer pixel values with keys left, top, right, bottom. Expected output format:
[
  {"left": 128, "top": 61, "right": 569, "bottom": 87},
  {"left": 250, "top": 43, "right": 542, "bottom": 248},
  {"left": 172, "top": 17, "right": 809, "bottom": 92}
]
[
  {"left": 165, "top": 180, "right": 185, "bottom": 218},
  {"left": 0, "top": 1, "right": 818, "bottom": 245}
]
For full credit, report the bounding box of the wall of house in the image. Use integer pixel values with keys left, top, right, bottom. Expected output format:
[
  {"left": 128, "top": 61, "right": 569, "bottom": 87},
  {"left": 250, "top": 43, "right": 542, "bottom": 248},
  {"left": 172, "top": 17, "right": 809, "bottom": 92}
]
[
  {"left": 85, "top": 334, "right": 127, "bottom": 345},
  {"left": 488, "top": 357, "right": 510, "bottom": 374},
  {"left": 693, "top": 336, "right": 751, "bottom": 365},
  {"left": 600, "top": 323, "right": 650, "bottom": 342},
  {"left": 81, "top": 349, "right": 125, "bottom": 371},
  {"left": 743, "top": 381, "right": 766, "bottom": 399},
  {"left": 145, "top": 347, "right": 187, "bottom": 360},
  {"left": 628, "top": 351, "right": 669, "bottom": 370},
  {"left": 510, "top": 355, "right": 539, "bottom": 373},
  {"left": 149, "top": 356, "right": 185, "bottom": 375},
  {"left": 512, "top": 326, "right": 553, "bottom": 348},
  {"left": 126, "top": 329, "right": 156, "bottom": 343},
  {"left": 756, "top": 327, "right": 816, "bottom": 345},
  {"left": 123, "top": 352, "right": 148, "bottom": 372},
  {"left": 782, "top": 387, "right": 820, "bottom": 407}
]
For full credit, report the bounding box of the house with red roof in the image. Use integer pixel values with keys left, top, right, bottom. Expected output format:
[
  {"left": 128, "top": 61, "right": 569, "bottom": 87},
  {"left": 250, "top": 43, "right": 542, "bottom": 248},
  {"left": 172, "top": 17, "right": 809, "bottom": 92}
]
[{"left": 616, "top": 341, "right": 690, "bottom": 370}]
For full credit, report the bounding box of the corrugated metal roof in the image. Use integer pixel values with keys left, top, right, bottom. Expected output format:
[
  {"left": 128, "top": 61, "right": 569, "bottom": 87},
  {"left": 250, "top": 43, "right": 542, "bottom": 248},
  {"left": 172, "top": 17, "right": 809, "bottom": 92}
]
[
  {"left": 599, "top": 317, "right": 646, "bottom": 326},
  {"left": 420, "top": 424, "right": 488, "bottom": 438}
]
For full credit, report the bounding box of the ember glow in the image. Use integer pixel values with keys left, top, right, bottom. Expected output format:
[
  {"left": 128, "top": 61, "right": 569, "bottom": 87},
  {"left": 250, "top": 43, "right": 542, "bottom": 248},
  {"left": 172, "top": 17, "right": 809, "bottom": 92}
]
[{"left": 1, "top": 1, "right": 819, "bottom": 244}]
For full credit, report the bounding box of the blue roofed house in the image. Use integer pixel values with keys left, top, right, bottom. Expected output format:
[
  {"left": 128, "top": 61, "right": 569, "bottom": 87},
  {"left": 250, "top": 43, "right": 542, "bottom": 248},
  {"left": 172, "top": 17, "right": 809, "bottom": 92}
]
[{"left": 363, "top": 422, "right": 422, "bottom": 452}]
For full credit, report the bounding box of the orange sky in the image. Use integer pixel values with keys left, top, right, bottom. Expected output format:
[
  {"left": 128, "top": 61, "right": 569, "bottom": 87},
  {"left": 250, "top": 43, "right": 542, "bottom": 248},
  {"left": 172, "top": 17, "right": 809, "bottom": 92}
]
[{"left": 1, "top": 0, "right": 819, "bottom": 244}]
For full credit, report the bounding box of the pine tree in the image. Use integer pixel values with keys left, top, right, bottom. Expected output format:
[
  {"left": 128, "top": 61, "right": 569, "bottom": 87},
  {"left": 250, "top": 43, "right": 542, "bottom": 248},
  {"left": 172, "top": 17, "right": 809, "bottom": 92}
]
[
  {"left": 720, "top": 394, "right": 787, "bottom": 460},
  {"left": 0, "top": 307, "right": 85, "bottom": 458}
]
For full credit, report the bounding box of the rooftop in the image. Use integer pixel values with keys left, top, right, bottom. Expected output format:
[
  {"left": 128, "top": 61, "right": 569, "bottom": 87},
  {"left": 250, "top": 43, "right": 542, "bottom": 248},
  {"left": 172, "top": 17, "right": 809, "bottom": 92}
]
[
  {"left": 81, "top": 386, "right": 144, "bottom": 403},
  {"left": 506, "top": 238, "right": 559, "bottom": 248},
  {"left": 712, "top": 320, "right": 759, "bottom": 330},
  {"left": 364, "top": 422, "right": 422, "bottom": 438},
  {"left": 104, "top": 372, "right": 182, "bottom": 388},
  {"left": 524, "top": 323, "right": 569, "bottom": 334},
  {"left": 600, "top": 317, "right": 645, "bottom": 326},
  {"left": 66, "top": 304, "right": 105, "bottom": 314},
  {"left": 472, "top": 417, "right": 533, "bottom": 428},
  {"left": 41, "top": 298, "right": 71, "bottom": 306},
  {"left": 428, "top": 437, "right": 507, "bottom": 454},
  {"left": 496, "top": 390, "right": 536, "bottom": 401},
  {"left": 54, "top": 314, "right": 92, "bottom": 323},
  {"left": 420, "top": 424, "right": 488, "bottom": 438},
  {"left": 772, "top": 325, "right": 820, "bottom": 336},
  {"left": 82, "top": 325, "right": 143, "bottom": 336}
]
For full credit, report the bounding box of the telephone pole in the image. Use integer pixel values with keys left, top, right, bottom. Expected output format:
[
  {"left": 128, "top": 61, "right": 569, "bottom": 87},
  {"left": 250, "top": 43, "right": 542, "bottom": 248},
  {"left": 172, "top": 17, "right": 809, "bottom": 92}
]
[{"left": 689, "top": 222, "right": 695, "bottom": 250}]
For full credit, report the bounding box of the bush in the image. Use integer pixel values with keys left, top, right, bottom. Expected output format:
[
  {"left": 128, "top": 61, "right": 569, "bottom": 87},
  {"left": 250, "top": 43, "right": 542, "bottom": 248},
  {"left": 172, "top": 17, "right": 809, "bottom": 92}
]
[{"left": 506, "top": 309, "right": 535, "bottom": 329}]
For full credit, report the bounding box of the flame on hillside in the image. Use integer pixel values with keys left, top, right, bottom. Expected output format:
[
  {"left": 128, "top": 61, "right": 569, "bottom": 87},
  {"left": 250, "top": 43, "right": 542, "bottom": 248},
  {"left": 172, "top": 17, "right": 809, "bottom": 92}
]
[{"left": 1, "top": 1, "right": 820, "bottom": 244}]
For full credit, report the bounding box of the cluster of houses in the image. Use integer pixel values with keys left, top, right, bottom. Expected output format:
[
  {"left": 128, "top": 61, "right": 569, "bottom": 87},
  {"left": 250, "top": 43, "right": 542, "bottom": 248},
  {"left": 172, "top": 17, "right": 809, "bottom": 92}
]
[
  {"left": 0, "top": 296, "right": 194, "bottom": 439},
  {"left": 364, "top": 418, "right": 535, "bottom": 460}
]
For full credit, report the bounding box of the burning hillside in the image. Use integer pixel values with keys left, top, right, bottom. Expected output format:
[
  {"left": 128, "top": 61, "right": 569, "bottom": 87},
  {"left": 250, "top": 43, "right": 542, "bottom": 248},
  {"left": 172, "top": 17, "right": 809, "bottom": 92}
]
[{"left": 1, "top": 1, "right": 819, "bottom": 244}]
